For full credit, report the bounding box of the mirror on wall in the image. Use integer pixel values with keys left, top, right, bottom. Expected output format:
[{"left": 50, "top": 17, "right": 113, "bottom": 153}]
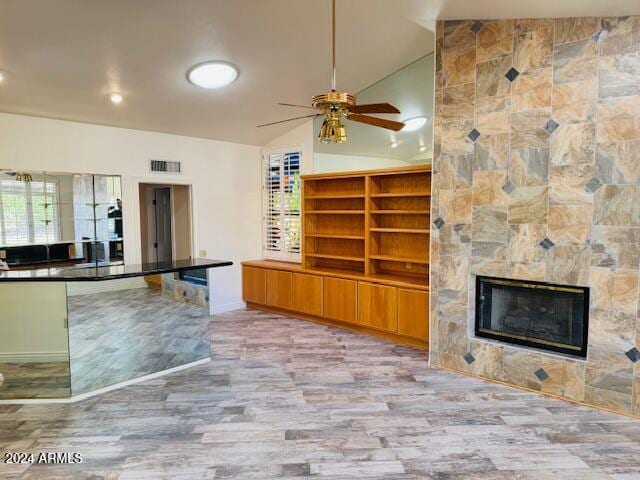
[
  {"left": 313, "top": 53, "right": 434, "bottom": 173},
  {"left": 0, "top": 170, "right": 123, "bottom": 269}
]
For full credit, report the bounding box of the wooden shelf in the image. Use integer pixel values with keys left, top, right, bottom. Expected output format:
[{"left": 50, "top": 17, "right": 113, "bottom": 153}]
[
  {"left": 370, "top": 254, "right": 429, "bottom": 265},
  {"left": 368, "top": 272, "right": 429, "bottom": 289},
  {"left": 306, "top": 194, "right": 365, "bottom": 199},
  {"left": 306, "top": 253, "right": 365, "bottom": 262},
  {"left": 371, "top": 192, "right": 431, "bottom": 198},
  {"left": 371, "top": 210, "right": 430, "bottom": 215},
  {"left": 306, "top": 210, "right": 365, "bottom": 214},
  {"left": 302, "top": 164, "right": 431, "bottom": 283},
  {"left": 305, "top": 233, "right": 365, "bottom": 240},
  {"left": 370, "top": 228, "right": 430, "bottom": 234}
]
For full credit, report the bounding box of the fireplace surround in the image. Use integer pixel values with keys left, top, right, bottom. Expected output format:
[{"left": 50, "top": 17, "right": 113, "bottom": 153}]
[
  {"left": 475, "top": 276, "right": 589, "bottom": 358},
  {"left": 430, "top": 16, "right": 640, "bottom": 416}
]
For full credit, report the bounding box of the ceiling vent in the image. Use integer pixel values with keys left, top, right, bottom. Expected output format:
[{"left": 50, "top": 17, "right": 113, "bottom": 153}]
[{"left": 150, "top": 160, "right": 181, "bottom": 174}]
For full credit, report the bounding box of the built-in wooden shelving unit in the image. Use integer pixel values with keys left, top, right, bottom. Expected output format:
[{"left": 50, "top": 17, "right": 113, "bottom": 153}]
[
  {"left": 242, "top": 164, "right": 432, "bottom": 350},
  {"left": 302, "top": 165, "right": 431, "bottom": 288}
]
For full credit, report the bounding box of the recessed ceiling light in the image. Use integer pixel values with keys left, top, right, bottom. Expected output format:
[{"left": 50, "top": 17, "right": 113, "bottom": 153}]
[
  {"left": 0, "top": 71, "right": 5, "bottom": 83},
  {"left": 187, "top": 61, "right": 238, "bottom": 89},
  {"left": 419, "top": 145, "right": 427, "bottom": 153},
  {"left": 390, "top": 141, "right": 399, "bottom": 149},
  {"left": 402, "top": 116, "right": 428, "bottom": 132},
  {"left": 109, "top": 92, "right": 124, "bottom": 104}
]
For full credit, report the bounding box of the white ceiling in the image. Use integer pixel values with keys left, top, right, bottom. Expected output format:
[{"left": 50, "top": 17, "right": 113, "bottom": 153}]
[
  {"left": 0, "top": 0, "right": 434, "bottom": 146},
  {"left": 0, "top": 0, "right": 638, "bottom": 146}
]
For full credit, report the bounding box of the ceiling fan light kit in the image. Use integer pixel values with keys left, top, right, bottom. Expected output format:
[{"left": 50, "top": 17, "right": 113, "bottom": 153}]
[{"left": 257, "top": 0, "right": 405, "bottom": 143}]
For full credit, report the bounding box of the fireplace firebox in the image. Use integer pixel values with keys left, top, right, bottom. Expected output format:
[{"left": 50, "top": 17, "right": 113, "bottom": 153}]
[{"left": 475, "top": 276, "right": 589, "bottom": 358}]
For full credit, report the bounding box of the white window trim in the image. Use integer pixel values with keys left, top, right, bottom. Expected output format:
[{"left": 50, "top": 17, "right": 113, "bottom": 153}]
[{"left": 261, "top": 146, "right": 302, "bottom": 263}]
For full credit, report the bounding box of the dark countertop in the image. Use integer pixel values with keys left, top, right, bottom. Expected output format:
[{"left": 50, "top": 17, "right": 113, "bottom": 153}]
[{"left": 0, "top": 258, "right": 233, "bottom": 282}]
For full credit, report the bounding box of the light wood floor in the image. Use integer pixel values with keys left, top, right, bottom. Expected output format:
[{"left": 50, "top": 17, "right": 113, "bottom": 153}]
[{"left": 2, "top": 308, "right": 640, "bottom": 479}]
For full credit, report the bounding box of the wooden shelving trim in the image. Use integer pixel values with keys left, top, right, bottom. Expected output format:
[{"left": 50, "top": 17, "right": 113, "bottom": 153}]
[
  {"left": 306, "top": 194, "right": 365, "bottom": 199},
  {"left": 370, "top": 228, "right": 430, "bottom": 234},
  {"left": 370, "top": 192, "right": 431, "bottom": 198},
  {"left": 301, "top": 164, "right": 431, "bottom": 181},
  {"left": 306, "top": 210, "right": 365, "bottom": 214},
  {"left": 370, "top": 210, "right": 430, "bottom": 215},
  {"left": 306, "top": 253, "right": 365, "bottom": 262},
  {"left": 367, "top": 272, "right": 429, "bottom": 288},
  {"left": 242, "top": 261, "right": 428, "bottom": 291},
  {"left": 369, "top": 254, "right": 429, "bottom": 265},
  {"left": 305, "top": 233, "right": 365, "bottom": 240}
]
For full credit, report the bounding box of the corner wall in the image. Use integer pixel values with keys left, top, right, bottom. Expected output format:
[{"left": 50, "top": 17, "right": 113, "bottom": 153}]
[
  {"left": 0, "top": 113, "right": 262, "bottom": 313},
  {"left": 430, "top": 17, "right": 640, "bottom": 416}
]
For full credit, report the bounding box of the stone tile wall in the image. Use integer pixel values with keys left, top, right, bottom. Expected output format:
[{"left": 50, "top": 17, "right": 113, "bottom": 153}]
[{"left": 430, "top": 17, "right": 640, "bottom": 416}]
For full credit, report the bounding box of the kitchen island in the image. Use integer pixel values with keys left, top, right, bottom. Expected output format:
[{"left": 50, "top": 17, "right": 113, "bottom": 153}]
[{"left": 0, "top": 258, "right": 232, "bottom": 402}]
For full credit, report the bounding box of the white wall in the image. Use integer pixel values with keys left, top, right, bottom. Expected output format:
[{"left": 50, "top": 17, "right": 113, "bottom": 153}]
[
  {"left": 314, "top": 153, "right": 412, "bottom": 173},
  {"left": 0, "top": 113, "right": 262, "bottom": 313}
]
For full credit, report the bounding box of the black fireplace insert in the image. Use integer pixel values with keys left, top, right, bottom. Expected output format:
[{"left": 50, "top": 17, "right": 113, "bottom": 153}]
[{"left": 475, "top": 276, "right": 589, "bottom": 358}]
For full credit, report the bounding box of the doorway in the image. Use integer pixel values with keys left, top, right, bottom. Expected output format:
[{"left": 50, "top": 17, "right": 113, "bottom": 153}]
[{"left": 139, "top": 183, "right": 192, "bottom": 264}]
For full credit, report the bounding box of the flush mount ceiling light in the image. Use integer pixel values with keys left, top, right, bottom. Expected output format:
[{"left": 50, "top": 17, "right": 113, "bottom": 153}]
[
  {"left": 390, "top": 141, "right": 399, "bottom": 149},
  {"left": 419, "top": 145, "right": 427, "bottom": 153},
  {"left": 402, "top": 116, "right": 428, "bottom": 132},
  {"left": 109, "top": 92, "right": 124, "bottom": 104},
  {"left": 187, "top": 61, "right": 238, "bottom": 89}
]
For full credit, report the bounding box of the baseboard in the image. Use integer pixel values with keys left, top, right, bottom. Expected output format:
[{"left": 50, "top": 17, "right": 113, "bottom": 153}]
[
  {"left": 211, "top": 301, "right": 246, "bottom": 314},
  {"left": 247, "top": 303, "right": 428, "bottom": 351},
  {"left": 0, "top": 357, "right": 211, "bottom": 405},
  {"left": 0, "top": 351, "right": 69, "bottom": 363}
]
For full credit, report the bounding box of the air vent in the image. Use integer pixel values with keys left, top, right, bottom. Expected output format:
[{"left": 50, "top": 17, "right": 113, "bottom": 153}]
[{"left": 150, "top": 160, "right": 181, "bottom": 174}]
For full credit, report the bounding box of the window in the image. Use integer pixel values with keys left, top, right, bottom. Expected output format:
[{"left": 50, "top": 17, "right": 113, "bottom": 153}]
[
  {"left": 0, "top": 177, "right": 59, "bottom": 246},
  {"left": 263, "top": 149, "right": 301, "bottom": 261}
]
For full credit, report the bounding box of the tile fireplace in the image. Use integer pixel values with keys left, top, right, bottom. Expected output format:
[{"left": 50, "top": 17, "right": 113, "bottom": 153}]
[
  {"left": 475, "top": 276, "right": 589, "bottom": 358},
  {"left": 430, "top": 15, "right": 640, "bottom": 416}
]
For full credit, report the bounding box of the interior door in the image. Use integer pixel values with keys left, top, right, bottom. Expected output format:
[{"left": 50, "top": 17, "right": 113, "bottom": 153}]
[{"left": 154, "top": 187, "right": 173, "bottom": 263}]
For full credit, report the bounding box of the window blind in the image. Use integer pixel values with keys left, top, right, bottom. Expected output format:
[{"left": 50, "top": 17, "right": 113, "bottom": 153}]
[
  {"left": 0, "top": 177, "right": 59, "bottom": 245},
  {"left": 263, "top": 149, "right": 301, "bottom": 261}
]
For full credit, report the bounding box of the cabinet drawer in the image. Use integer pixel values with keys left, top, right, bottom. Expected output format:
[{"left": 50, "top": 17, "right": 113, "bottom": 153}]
[
  {"left": 292, "top": 273, "right": 323, "bottom": 316},
  {"left": 266, "top": 269, "right": 293, "bottom": 310},
  {"left": 358, "top": 282, "right": 398, "bottom": 333},
  {"left": 398, "top": 288, "right": 428, "bottom": 341},
  {"left": 323, "top": 277, "right": 357, "bottom": 324},
  {"left": 242, "top": 266, "right": 266, "bottom": 304}
]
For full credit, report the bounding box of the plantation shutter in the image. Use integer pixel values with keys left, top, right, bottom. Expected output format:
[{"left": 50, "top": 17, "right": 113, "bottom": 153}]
[
  {"left": 263, "top": 149, "right": 301, "bottom": 261},
  {"left": 0, "top": 177, "right": 59, "bottom": 246}
]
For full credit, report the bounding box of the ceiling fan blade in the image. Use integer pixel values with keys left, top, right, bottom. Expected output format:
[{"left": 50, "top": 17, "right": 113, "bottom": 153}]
[
  {"left": 257, "top": 114, "right": 320, "bottom": 128},
  {"left": 348, "top": 103, "right": 401, "bottom": 114},
  {"left": 347, "top": 114, "right": 405, "bottom": 131},
  {"left": 278, "top": 102, "right": 319, "bottom": 110}
]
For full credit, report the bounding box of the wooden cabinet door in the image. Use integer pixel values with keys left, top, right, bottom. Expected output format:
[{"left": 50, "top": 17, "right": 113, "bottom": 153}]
[
  {"left": 398, "top": 288, "right": 429, "bottom": 341},
  {"left": 358, "top": 282, "right": 398, "bottom": 333},
  {"left": 292, "top": 273, "right": 323, "bottom": 316},
  {"left": 266, "top": 269, "right": 293, "bottom": 310},
  {"left": 323, "top": 277, "right": 357, "bottom": 324},
  {"left": 242, "top": 266, "right": 266, "bottom": 304}
]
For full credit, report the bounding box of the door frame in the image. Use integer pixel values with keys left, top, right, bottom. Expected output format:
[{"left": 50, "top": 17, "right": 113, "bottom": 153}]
[{"left": 134, "top": 178, "right": 195, "bottom": 265}]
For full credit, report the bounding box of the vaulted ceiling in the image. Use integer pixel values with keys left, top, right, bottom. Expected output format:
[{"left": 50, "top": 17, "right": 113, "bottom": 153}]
[{"left": 0, "top": 0, "right": 637, "bottom": 146}]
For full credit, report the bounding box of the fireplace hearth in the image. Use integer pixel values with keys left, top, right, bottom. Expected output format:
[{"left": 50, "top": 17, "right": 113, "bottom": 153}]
[{"left": 475, "top": 276, "right": 589, "bottom": 358}]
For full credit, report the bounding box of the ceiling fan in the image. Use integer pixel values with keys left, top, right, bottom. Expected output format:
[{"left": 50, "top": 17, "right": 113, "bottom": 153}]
[{"left": 256, "top": 0, "right": 405, "bottom": 143}]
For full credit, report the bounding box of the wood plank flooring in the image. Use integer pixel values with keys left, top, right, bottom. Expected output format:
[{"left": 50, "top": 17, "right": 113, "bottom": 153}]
[{"left": 1, "top": 308, "right": 640, "bottom": 479}]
